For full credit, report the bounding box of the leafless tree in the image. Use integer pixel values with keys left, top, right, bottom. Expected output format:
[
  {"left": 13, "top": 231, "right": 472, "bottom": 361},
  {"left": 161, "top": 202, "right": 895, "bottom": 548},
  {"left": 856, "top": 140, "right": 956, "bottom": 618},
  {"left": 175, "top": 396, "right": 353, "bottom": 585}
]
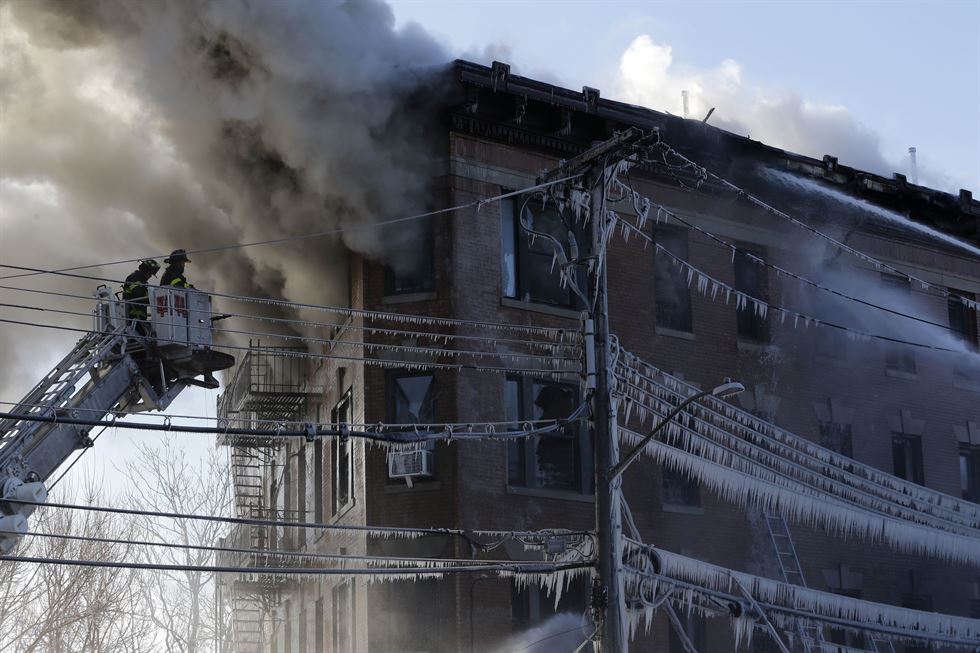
[
  {"left": 0, "top": 481, "right": 154, "bottom": 653},
  {"left": 118, "top": 438, "right": 232, "bottom": 653}
]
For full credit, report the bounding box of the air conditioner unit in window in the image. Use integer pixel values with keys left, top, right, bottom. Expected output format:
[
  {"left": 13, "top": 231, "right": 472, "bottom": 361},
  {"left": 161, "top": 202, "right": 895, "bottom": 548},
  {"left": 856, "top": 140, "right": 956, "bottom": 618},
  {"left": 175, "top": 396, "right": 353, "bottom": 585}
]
[{"left": 387, "top": 449, "right": 434, "bottom": 480}]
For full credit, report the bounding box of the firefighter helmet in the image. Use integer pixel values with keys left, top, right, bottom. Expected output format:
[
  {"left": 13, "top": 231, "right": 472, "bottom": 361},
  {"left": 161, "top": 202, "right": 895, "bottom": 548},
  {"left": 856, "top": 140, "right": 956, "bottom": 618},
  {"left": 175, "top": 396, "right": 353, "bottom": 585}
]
[
  {"left": 139, "top": 259, "right": 161, "bottom": 275},
  {"left": 164, "top": 249, "right": 191, "bottom": 264}
]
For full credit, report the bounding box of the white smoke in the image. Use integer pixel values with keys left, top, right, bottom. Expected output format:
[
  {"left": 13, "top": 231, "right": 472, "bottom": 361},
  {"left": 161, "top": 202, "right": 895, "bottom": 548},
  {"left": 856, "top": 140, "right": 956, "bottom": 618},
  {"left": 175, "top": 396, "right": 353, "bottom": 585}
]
[{"left": 613, "top": 34, "right": 969, "bottom": 193}]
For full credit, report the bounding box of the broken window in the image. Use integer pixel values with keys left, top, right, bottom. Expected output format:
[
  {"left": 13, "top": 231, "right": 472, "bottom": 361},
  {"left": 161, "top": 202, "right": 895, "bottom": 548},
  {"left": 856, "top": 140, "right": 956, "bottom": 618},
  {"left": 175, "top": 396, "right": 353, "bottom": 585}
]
[
  {"left": 385, "top": 215, "right": 435, "bottom": 295},
  {"left": 501, "top": 197, "right": 583, "bottom": 308},
  {"left": 819, "top": 421, "right": 853, "bottom": 458},
  {"left": 734, "top": 249, "right": 767, "bottom": 342},
  {"left": 506, "top": 378, "right": 592, "bottom": 493},
  {"left": 332, "top": 581, "right": 354, "bottom": 652},
  {"left": 331, "top": 390, "right": 353, "bottom": 516},
  {"left": 662, "top": 467, "right": 700, "bottom": 507},
  {"left": 654, "top": 229, "right": 693, "bottom": 333},
  {"left": 882, "top": 275, "right": 917, "bottom": 375},
  {"left": 892, "top": 433, "right": 924, "bottom": 485}
]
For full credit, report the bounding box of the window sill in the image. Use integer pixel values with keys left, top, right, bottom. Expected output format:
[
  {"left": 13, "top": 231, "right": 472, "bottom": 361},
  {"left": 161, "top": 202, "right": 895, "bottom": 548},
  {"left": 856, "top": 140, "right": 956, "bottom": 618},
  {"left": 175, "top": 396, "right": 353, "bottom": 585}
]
[
  {"left": 506, "top": 485, "right": 595, "bottom": 503},
  {"left": 384, "top": 480, "right": 441, "bottom": 493},
  {"left": 381, "top": 291, "right": 437, "bottom": 305},
  {"left": 885, "top": 368, "right": 919, "bottom": 381},
  {"left": 737, "top": 339, "right": 776, "bottom": 354},
  {"left": 953, "top": 378, "right": 980, "bottom": 393},
  {"left": 655, "top": 327, "right": 695, "bottom": 341},
  {"left": 661, "top": 503, "right": 704, "bottom": 515},
  {"left": 330, "top": 501, "right": 356, "bottom": 523},
  {"left": 501, "top": 297, "right": 581, "bottom": 320}
]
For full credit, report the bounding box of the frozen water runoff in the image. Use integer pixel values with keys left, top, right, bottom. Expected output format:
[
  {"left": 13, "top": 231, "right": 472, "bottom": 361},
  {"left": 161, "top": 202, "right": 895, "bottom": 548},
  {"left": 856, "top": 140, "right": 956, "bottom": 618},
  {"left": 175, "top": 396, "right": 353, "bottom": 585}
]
[{"left": 762, "top": 168, "right": 980, "bottom": 259}]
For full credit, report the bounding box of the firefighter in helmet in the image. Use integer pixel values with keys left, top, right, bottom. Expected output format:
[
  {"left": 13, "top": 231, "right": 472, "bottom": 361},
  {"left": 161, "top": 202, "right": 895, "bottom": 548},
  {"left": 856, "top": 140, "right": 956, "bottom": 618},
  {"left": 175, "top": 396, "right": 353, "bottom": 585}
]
[
  {"left": 122, "top": 259, "right": 160, "bottom": 325},
  {"left": 161, "top": 249, "right": 193, "bottom": 288}
]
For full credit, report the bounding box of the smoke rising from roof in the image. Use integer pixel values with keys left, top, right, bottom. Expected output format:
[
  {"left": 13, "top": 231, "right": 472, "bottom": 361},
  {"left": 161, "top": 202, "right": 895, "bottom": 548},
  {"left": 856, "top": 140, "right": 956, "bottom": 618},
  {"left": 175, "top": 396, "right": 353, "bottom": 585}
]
[{"left": 0, "top": 0, "right": 448, "bottom": 397}]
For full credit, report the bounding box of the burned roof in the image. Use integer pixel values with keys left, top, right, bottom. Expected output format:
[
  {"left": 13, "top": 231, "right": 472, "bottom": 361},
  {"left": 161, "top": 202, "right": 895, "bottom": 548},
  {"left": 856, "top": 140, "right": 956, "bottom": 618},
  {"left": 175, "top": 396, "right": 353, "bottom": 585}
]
[{"left": 449, "top": 59, "right": 980, "bottom": 250}]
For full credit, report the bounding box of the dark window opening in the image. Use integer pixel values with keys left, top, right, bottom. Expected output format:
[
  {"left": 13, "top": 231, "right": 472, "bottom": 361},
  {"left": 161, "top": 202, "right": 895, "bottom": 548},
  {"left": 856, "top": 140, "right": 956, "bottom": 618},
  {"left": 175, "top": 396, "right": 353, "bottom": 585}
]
[
  {"left": 654, "top": 229, "right": 693, "bottom": 333},
  {"left": 828, "top": 589, "right": 864, "bottom": 649},
  {"left": 949, "top": 290, "right": 979, "bottom": 383},
  {"left": 506, "top": 377, "right": 592, "bottom": 494},
  {"left": 961, "top": 446, "right": 980, "bottom": 503},
  {"left": 662, "top": 468, "right": 701, "bottom": 507},
  {"left": 331, "top": 390, "right": 353, "bottom": 516},
  {"left": 819, "top": 422, "right": 853, "bottom": 458},
  {"left": 882, "top": 275, "right": 917, "bottom": 374},
  {"left": 385, "top": 215, "right": 434, "bottom": 295},
  {"left": 501, "top": 197, "right": 584, "bottom": 308},
  {"left": 901, "top": 594, "right": 932, "bottom": 653},
  {"left": 892, "top": 434, "right": 924, "bottom": 485},
  {"left": 734, "top": 249, "right": 767, "bottom": 342},
  {"left": 387, "top": 372, "right": 438, "bottom": 481}
]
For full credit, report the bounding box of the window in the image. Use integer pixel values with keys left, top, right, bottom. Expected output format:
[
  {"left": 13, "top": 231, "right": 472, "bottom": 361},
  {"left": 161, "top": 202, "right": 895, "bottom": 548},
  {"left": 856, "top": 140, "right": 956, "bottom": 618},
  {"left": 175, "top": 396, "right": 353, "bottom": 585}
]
[
  {"left": 332, "top": 581, "right": 354, "bottom": 652},
  {"left": 388, "top": 373, "right": 438, "bottom": 479},
  {"left": 961, "top": 445, "right": 980, "bottom": 503},
  {"left": 901, "top": 594, "right": 932, "bottom": 653},
  {"left": 314, "top": 437, "right": 324, "bottom": 522},
  {"left": 662, "top": 468, "right": 700, "bottom": 507},
  {"left": 506, "top": 378, "right": 592, "bottom": 493},
  {"left": 654, "top": 229, "right": 693, "bottom": 333},
  {"left": 298, "top": 606, "right": 307, "bottom": 653},
  {"left": 819, "top": 421, "right": 853, "bottom": 458},
  {"left": 384, "top": 216, "right": 434, "bottom": 295},
  {"left": 734, "top": 249, "right": 767, "bottom": 342},
  {"left": 283, "top": 598, "right": 292, "bottom": 653},
  {"left": 501, "top": 197, "right": 583, "bottom": 308},
  {"left": 668, "top": 609, "right": 706, "bottom": 653},
  {"left": 882, "top": 275, "right": 917, "bottom": 374},
  {"left": 892, "top": 434, "right": 924, "bottom": 485},
  {"left": 331, "top": 390, "right": 353, "bottom": 516},
  {"left": 949, "top": 290, "right": 979, "bottom": 384},
  {"left": 828, "top": 589, "right": 864, "bottom": 649},
  {"left": 297, "top": 448, "right": 307, "bottom": 547}
]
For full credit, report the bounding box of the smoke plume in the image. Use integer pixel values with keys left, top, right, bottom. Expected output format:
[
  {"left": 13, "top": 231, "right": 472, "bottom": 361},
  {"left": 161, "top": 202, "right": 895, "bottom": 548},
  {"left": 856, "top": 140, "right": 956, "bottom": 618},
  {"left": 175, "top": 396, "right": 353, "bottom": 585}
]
[{"left": 0, "top": 0, "right": 448, "bottom": 397}]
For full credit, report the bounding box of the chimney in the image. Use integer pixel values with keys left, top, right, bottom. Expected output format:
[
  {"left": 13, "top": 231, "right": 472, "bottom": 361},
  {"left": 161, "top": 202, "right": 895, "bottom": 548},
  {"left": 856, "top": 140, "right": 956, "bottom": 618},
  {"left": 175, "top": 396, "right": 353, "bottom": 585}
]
[
  {"left": 908, "top": 147, "right": 918, "bottom": 185},
  {"left": 681, "top": 90, "right": 690, "bottom": 118}
]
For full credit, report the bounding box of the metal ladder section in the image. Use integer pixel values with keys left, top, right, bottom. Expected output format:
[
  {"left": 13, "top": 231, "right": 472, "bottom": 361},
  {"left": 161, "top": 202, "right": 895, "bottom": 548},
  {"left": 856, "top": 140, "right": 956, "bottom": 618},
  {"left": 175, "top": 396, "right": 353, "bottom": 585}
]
[
  {"left": 867, "top": 637, "right": 897, "bottom": 653},
  {"left": 231, "top": 445, "right": 266, "bottom": 519},
  {"left": 764, "top": 513, "right": 825, "bottom": 652}
]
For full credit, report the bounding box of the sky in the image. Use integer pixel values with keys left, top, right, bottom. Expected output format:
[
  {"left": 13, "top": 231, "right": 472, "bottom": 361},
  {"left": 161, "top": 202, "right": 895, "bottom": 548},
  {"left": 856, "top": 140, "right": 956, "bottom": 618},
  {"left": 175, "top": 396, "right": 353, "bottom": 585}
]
[{"left": 390, "top": 0, "right": 980, "bottom": 194}]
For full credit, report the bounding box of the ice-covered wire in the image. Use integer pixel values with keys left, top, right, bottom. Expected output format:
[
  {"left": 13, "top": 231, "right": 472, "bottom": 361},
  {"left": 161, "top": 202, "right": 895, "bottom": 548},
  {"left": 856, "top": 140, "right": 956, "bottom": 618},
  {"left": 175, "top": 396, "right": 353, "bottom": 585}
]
[
  {"left": 618, "top": 351, "right": 980, "bottom": 523},
  {"left": 647, "top": 142, "right": 979, "bottom": 314},
  {"left": 613, "top": 217, "right": 960, "bottom": 353},
  {"left": 0, "top": 264, "right": 577, "bottom": 339},
  {"left": 0, "top": 404, "right": 587, "bottom": 444},
  {"left": 0, "top": 301, "right": 580, "bottom": 365},
  {"left": 0, "top": 317, "right": 581, "bottom": 376},
  {"left": 0, "top": 174, "right": 584, "bottom": 282},
  {"left": 0, "top": 284, "right": 580, "bottom": 352}
]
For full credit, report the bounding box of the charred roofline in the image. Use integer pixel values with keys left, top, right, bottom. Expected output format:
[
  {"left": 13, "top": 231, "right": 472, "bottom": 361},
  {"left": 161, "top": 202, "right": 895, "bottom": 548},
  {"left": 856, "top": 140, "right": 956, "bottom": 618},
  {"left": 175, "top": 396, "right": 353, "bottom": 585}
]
[{"left": 449, "top": 59, "right": 980, "bottom": 246}]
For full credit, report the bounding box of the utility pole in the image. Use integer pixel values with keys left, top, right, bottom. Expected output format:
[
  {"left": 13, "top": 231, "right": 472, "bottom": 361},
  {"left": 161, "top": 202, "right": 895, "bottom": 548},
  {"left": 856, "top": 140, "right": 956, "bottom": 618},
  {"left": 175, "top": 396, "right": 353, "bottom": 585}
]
[{"left": 545, "top": 127, "right": 652, "bottom": 652}]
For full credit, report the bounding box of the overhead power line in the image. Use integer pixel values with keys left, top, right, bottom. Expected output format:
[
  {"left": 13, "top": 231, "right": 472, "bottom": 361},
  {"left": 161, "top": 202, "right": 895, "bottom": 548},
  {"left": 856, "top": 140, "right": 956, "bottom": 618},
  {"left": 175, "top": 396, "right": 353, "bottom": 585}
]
[
  {"left": 7, "top": 497, "right": 595, "bottom": 542},
  {"left": 0, "top": 405, "right": 586, "bottom": 443},
  {"left": 0, "top": 174, "right": 582, "bottom": 282},
  {"left": 0, "top": 317, "right": 581, "bottom": 376}
]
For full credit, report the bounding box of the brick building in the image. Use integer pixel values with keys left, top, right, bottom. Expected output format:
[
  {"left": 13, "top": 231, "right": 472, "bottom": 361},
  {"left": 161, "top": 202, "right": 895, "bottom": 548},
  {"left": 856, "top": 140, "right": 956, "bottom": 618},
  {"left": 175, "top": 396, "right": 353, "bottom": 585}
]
[{"left": 216, "top": 60, "right": 980, "bottom": 653}]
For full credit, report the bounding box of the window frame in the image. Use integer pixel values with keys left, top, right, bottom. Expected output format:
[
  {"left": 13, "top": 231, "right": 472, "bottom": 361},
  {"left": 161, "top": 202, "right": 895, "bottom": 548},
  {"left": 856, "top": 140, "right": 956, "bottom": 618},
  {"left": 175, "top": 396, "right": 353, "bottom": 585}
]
[
  {"left": 332, "top": 580, "right": 354, "bottom": 652},
  {"left": 384, "top": 215, "right": 435, "bottom": 296},
  {"left": 662, "top": 467, "right": 701, "bottom": 508},
  {"left": 891, "top": 433, "right": 925, "bottom": 485},
  {"left": 961, "top": 445, "right": 980, "bottom": 503},
  {"left": 819, "top": 421, "right": 854, "bottom": 458},
  {"left": 505, "top": 376, "right": 593, "bottom": 495},
  {"left": 386, "top": 371, "right": 439, "bottom": 481},
  {"left": 881, "top": 274, "right": 917, "bottom": 375},
  {"left": 500, "top": 196, "right": 584, "bottom": 309},
  {"left": 331, "top": 389, "right": 354, "bottom": 517},
  {"left": 733, "top": 248, "right": 769, "bottom": 343}
]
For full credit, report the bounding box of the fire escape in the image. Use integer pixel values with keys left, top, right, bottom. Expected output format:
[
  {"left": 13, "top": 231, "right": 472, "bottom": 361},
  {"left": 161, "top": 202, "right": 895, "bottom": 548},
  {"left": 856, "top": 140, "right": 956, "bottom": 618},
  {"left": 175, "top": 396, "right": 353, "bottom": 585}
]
[{"left": 215, "top": 343, "right": 317, "bottom": 653}]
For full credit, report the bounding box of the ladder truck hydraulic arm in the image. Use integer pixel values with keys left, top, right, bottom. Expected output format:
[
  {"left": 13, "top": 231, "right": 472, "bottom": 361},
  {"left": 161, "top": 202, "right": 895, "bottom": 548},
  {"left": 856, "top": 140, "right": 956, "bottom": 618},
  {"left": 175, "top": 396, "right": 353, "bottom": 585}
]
[{"left": 0, "top": 286, "right": 234, "bottom": 553}]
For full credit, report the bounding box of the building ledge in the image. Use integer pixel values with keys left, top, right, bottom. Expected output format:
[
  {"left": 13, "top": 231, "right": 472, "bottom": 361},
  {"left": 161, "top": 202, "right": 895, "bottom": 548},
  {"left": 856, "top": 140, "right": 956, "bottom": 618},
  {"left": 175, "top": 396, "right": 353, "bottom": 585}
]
[
  {"left": 885, "top": 368, "right": 919, "bottom": 381},
  {"left": 661, "top": 503, "right": 705, "bottom": 516},
  {"left": 737, "top": 339, "right": 777, "bottom": 354},
  {"left": 501, "top": 297, "right": 581, "bottom": 320},
  {"left": 506, "top": 485, "right": 595, "bottom": 503},
  {"left": 381, "top": 291, "right": 437, "bottom": 305},
  {"left": 655, "top": 327, "right": 695, "bottom": 341}
]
